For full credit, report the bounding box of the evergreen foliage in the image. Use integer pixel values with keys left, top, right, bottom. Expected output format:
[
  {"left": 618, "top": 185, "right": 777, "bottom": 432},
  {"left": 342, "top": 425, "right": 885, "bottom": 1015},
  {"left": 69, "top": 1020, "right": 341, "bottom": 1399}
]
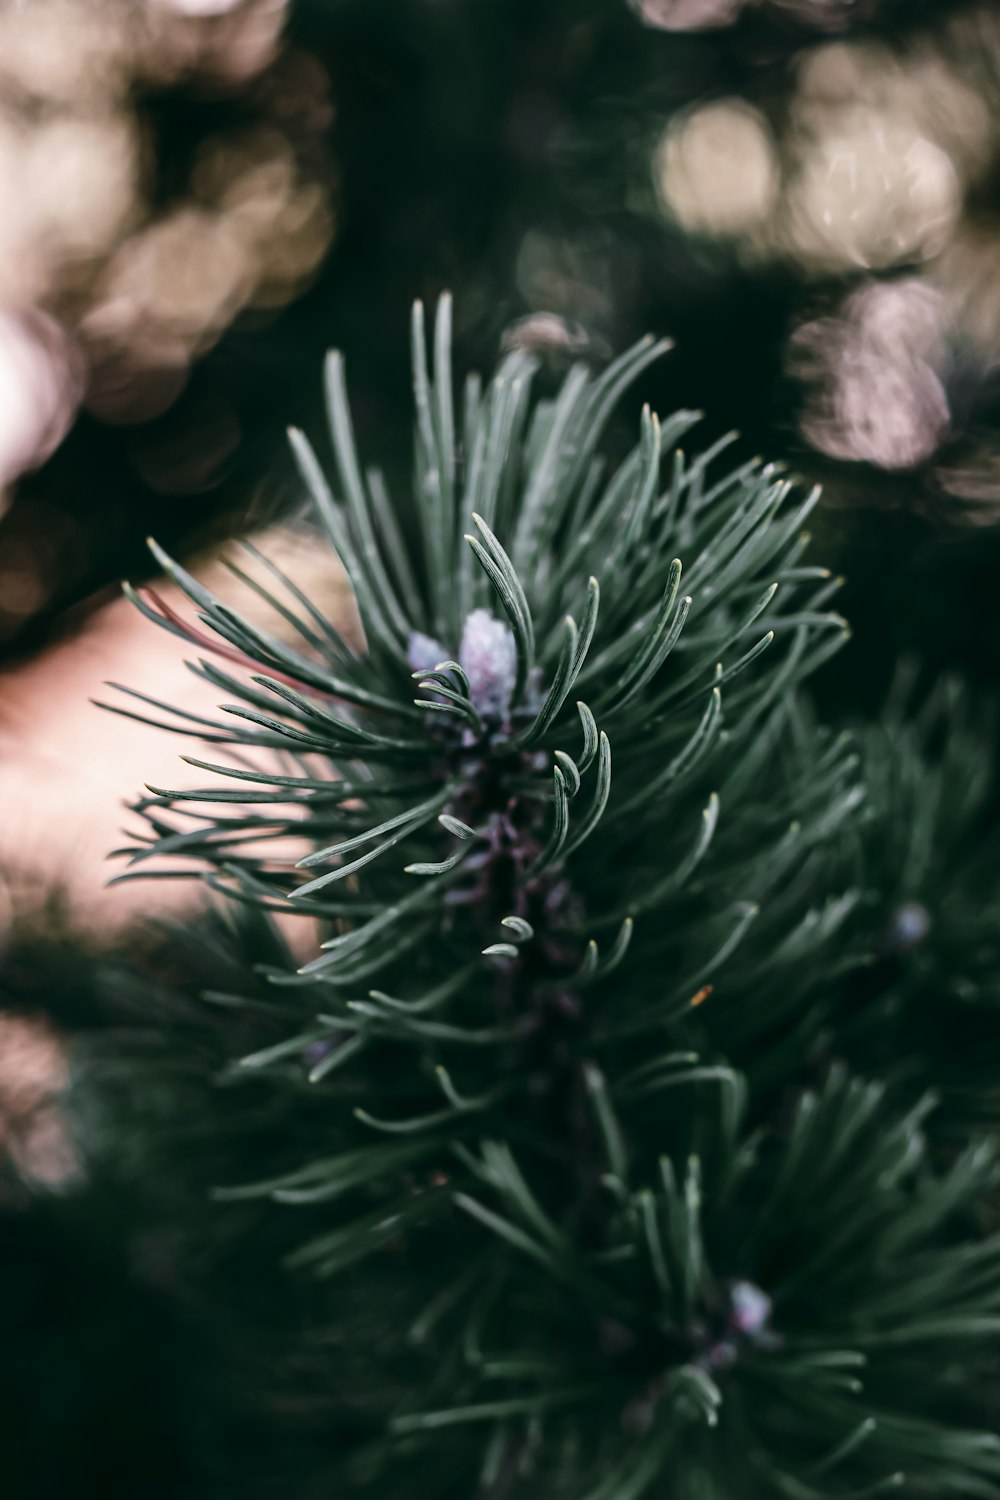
[
  {"left": 90, "top": 298, "right": 1000, "bottom": 1499},
  {"left": 833, "top": 676, "right": 1000, "bottom": 1131}
]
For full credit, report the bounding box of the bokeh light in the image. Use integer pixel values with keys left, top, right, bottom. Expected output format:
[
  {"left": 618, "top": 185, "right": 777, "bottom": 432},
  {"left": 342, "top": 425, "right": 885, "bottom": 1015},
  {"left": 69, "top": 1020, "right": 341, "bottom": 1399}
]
[
  {"left": 655, "top": 100, "right": 780, "bottom": 240},
  {"left": 781, "top": 110, "right": 959, "bottom": 272},
  {"left": 0, "top": 0, "right": 337, "bottom": 656},
  {"left": 0, "top": 0, "right": 334, "bottom": 508},
  {"left": 790, "top": 279, "right": 951, "bottom": 471},
  {"left": 629, "top": 0, "right": 745, "bottom": 30},
  {"left": 654, "top": 38, "right": 978, "bottom": 275},
  {"left": 631, "top": 0, "right": 891, "bottom": 32},
  {"left": 0, "top": 311, "right": 82, "bottom": 490},
  {"left": 770, "top": 0, "right": 881, "bottom": 27},
  {"left": 646, "top": 3, "right": 1000, "bottom": 513},
  {"left": 0, "top": 1010, "right": 72, "bottom": 1188},
  {"left": 788, "top": 227, "right": 1000, "bottom": 519}
]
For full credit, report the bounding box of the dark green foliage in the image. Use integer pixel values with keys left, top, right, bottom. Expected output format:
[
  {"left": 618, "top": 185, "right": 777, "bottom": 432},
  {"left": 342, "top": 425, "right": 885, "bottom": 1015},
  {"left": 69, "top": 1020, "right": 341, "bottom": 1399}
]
[
  {"left": 830, "top": 673, "right": 1000, "bottom": 1130},
  {"left": 91, "top": 301, "right": 1000, "bottom": 1498},
  {"left": 0, "top": 1174, "right": 247, "bottom": 1500}
]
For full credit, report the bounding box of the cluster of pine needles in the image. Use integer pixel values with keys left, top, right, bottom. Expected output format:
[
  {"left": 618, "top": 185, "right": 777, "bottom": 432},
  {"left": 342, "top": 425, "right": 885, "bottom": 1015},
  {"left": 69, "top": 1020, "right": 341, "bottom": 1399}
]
[{"left": 69, "top": 296, "right": 1000, "bottom": 1499}]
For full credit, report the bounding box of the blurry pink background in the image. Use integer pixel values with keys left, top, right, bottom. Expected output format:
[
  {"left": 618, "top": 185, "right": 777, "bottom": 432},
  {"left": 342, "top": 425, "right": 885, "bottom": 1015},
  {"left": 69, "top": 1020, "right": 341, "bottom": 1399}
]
[{"left": 0, "top": 528, "right": 355, "bottom": 936}]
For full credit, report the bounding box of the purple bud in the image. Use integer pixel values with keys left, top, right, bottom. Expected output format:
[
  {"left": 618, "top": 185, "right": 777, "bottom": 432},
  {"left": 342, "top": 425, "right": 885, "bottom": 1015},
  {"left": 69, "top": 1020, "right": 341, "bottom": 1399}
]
[
  {"left": 728, "top": 1280, "right": 772, "bottom": 1338},
  {"left": 881, "top": 901, "right": 931, "bottom": 955},
  {"left": 459, "top": 609, "right": 517, "bottom": 721},
  {"left": 408, "top": 630, "right": 448, "bottom": 677}
]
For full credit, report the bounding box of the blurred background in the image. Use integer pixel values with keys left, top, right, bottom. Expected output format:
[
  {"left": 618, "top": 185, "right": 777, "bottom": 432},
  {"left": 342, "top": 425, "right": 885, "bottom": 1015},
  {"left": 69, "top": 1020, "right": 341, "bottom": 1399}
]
[
  {"left": 7, "top": 0, "right": 1000, "bottom": 667},
  {"left": 4, "top": 0, "right": 1000, "bottom": 1491}
]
